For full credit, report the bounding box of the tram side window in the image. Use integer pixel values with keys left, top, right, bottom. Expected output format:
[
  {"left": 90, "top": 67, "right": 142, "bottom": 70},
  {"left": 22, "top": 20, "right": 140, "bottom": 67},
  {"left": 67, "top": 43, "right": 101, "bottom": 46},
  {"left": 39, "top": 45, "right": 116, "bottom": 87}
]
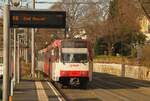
[
  {"left": 54, "top": 48, "right": 59, "bottom": 61},
  {"left": 54, "top": 48, "right": 59, "bottom": 58}
]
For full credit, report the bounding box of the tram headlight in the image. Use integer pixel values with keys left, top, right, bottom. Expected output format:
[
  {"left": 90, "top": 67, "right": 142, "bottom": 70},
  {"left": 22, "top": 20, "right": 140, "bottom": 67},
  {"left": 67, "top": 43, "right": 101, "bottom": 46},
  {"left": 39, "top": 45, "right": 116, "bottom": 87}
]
[{"left": 81, "top": 71, "right": 88, "bottom": 76}]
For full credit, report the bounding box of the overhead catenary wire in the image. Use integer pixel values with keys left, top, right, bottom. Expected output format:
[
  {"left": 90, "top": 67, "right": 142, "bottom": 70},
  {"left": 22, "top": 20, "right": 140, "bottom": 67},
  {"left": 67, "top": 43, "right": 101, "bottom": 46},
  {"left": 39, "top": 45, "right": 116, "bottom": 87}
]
[{"left": 35, "top": 1, "right": 102, "bottom": 5}]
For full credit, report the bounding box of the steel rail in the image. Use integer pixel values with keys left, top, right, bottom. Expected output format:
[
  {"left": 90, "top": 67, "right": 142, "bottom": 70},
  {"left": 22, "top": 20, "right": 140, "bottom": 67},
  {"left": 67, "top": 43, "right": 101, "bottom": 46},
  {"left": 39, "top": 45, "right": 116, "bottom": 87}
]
[{"left": 50, "top": 81, "right": 69, "bottom": 101}]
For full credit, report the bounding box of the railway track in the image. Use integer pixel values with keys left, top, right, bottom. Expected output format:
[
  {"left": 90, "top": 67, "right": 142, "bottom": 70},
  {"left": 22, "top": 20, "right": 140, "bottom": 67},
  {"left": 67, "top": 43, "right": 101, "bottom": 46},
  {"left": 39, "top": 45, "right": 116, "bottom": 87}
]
[
  {"left": 42, "top": 78, "right": 67, "bottom": 101},
  {"left": 51, "top": 81, "right": 69, "bottom": 101},
  {"left": 49, "top": 73, "right": 150, "bottom": 101}
]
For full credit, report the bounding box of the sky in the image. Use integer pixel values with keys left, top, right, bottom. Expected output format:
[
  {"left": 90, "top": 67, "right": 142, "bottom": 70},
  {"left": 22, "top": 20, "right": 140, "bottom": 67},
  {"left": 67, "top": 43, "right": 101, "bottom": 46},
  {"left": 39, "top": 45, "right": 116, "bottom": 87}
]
[
  {"left": 35, "top": 0, "right": 59, "bottom": 9},
  {"left": 0, "top": 0, "right": 59, "bottom": 9},
  {"left": 0, "top": 0, "right": 59, "bottom": 16}
]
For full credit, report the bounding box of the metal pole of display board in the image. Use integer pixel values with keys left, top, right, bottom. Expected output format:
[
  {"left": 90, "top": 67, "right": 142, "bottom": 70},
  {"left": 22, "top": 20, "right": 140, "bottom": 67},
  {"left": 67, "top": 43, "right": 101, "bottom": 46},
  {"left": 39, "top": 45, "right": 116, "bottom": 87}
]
[
  {"left": 13, "top": 29, "right": 17, "bottom": 84},
  {"left": 17, "top": 35, "right": 20, "bottom": 84},
  {"left": 25, "top": 29, "right": 28, "bottom": 63},
  {"left": 3, "top": 0, "right": 10, "bottom": 100}
]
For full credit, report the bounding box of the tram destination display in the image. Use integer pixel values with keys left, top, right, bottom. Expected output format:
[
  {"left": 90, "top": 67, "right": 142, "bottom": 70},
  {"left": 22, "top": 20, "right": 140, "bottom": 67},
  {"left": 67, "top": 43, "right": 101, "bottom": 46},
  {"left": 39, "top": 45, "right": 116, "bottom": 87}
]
[
  {"left": 62, "top": 40, "right": 87, "bottom": 48},
  {"left": 10, "top": 10, "right": 66, "bottom": 28}
]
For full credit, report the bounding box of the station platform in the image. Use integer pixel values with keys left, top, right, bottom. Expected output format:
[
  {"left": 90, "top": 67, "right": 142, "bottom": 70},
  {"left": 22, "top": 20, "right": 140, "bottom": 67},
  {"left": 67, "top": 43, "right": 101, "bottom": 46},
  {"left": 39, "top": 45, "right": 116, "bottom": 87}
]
[{"left": 12, "top": 80, "right": 63, "bottom": 101}]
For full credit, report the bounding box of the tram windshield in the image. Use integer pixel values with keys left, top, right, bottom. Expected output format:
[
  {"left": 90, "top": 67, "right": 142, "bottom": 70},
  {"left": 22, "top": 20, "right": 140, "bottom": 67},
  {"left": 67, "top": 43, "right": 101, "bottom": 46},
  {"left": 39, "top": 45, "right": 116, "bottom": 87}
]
[{"left": 61, "top": 53, "right": 88, "bottom": 63}]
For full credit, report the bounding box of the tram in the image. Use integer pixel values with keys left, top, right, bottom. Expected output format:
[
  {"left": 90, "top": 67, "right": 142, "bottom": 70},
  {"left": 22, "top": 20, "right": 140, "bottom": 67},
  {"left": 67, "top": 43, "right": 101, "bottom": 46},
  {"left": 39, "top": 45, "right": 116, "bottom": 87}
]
[{"left": 38, "top": 39, "right": 93, "bottom": 88}]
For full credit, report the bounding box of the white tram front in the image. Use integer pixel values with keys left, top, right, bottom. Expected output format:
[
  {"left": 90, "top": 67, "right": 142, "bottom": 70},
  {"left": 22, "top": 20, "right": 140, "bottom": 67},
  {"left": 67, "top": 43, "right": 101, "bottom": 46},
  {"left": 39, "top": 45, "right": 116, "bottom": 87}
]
[{"left": 38, "top": 39, "right": 93, "bottom": 88}]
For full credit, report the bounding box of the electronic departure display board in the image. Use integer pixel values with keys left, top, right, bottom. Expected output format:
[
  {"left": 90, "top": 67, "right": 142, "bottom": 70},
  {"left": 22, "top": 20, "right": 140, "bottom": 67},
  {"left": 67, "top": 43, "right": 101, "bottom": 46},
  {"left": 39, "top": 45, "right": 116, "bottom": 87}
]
[{"left": 10, "top": 10, "right": 66, "bottom": 28}]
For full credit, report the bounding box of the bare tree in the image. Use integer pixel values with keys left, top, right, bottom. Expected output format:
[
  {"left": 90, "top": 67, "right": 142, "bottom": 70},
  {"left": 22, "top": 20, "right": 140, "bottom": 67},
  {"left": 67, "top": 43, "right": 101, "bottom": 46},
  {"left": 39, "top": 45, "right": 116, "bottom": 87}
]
[
  {"left": 83, "top": 0, "right": 110, "bottom": 42},
  {"left": 35, "top": 0, "right": 111, "bottom": 49},
  {"left": 50, "top": 0, "right": 110, "bottom": 38}
]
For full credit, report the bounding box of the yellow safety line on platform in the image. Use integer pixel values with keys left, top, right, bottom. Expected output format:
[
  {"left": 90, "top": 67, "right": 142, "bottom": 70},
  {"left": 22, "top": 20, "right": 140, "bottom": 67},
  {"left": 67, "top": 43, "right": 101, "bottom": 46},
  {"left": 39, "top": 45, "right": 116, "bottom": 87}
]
[{"left": 35, "top": 81, "right": 49, "bottom": 101}]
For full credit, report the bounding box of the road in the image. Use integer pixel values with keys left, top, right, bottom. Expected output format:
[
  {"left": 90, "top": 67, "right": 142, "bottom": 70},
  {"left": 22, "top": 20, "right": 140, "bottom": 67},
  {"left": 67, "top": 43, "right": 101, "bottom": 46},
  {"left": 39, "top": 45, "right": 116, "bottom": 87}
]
[{"left": 60, "top": 72, "right": 150, "bottom": 101}]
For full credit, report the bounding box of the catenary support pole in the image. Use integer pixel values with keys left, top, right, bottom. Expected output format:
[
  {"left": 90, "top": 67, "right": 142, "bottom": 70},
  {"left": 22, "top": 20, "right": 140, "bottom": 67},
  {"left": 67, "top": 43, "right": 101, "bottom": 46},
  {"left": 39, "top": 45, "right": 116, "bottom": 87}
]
[{"left": 3, "top": 1, "right": 10, "bottom": 101}]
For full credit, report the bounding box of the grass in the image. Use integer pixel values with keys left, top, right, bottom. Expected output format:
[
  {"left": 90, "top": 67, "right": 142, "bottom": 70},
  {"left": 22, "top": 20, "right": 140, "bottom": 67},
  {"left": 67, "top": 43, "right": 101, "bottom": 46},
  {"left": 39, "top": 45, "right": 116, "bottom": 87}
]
[
  {"left": 21, "top": 70, "right": 48, "bottom": 80},
  {"left": 94, "top": 55, "right": 123, "bottom": 63},
  {"left": 20, "top": 60, "right": 49, "bottom": 80},
  {"left": 94, "top": 55, "right": 150, "bottom": 68},
  {"left": 94, "top": 55, "right": 146, "bottom": 66}
]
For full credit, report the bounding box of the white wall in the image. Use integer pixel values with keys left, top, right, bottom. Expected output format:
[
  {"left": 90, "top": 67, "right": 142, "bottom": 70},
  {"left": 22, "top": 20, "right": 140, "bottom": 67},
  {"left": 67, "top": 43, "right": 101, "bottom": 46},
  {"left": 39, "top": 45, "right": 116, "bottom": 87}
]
[{"left": 94, "top": 63, "right": 150, "bottom": 80}]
